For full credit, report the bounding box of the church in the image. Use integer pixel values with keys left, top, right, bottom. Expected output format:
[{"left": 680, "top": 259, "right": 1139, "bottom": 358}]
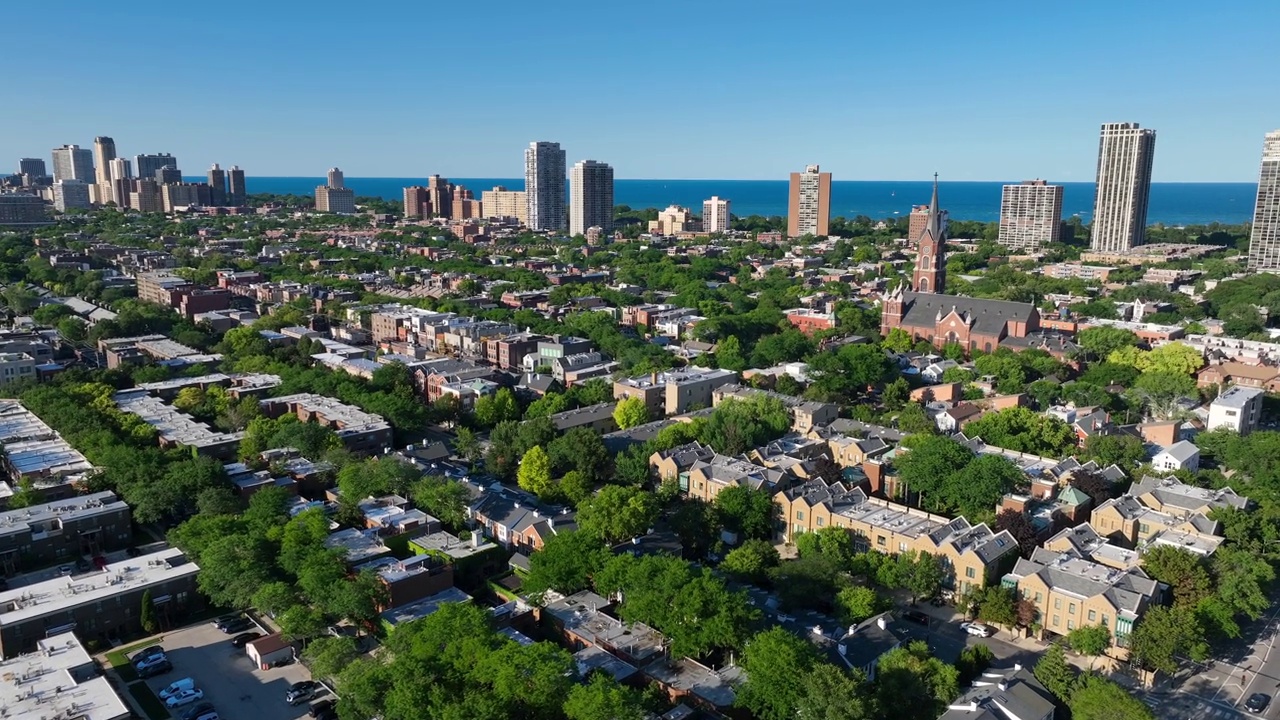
[{"left": 879, "top": 178, "right": 1077, "bottom": 358}]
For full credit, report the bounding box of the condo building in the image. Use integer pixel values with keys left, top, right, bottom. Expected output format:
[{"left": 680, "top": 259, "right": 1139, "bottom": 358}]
[
  {"left": 703, "top": 196, "right": 731, "bottom": 234},
  {"left": 228, "top": 165, "right": 247, "bottom": 205},
  {"left": 998, "top": 180, "right": 1064, "bottom": 250},
  {"left": 481, "top": 186, "right": 528, "bottom": 225},
  {"left": 134, "top": 153, "right": 179, "bottom": 182},
  {"left": 787, "top": 164, "right": 831, "bottom": 237},
  {"left": 570, "top": 159, "right": 614, "bottom": 236},
  {"left": 1090, "top": 122, "right": 1156, "bottom": 252},
  {"left": 1247, "top": 131, "right": 1280, "bottom": 270},
  {"left": 316, "top": 167, "right": 355, "bottom": 213},
  {"left": 207, "top": 163, "right": 228, "bottom": 205},
  {"left": 51, "top": 145, "right": 94, "bottom": 184},
  {"left": 525, "top": 141, "right": 566, "bottom": 232}
]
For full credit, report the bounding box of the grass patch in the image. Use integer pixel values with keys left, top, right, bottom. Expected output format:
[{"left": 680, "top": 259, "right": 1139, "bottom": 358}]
[
  {"left": 105, "top": 637, "right": 166, "bottom": 683},
  {"left": 126, "top": 681, "right": 172, "bottom": 720}
]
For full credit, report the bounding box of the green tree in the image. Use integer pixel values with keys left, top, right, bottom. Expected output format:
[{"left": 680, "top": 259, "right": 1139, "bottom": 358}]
[
  {"left": 893, "top": 435, "right": 973, "bottom": 505},
  {"left": 517, "top": 445, "right": 555, "bottom": 498},
  {"left": 835, "top": 586, "right": 889, "bottom": 625},
  {"left": 883, "top": 328, "right": 914, "bottom": 353},
  {"left": 613, "top": 396, "right": 649, "bottom": 429},
  {"left": 714, "top": 485, "right": 779, "bottom": 541},
  {"left": 956, "top": 644, "right": 995, "bottom": 685},
  {"left": 302, "top": 636, "right": 359, "bottom": 681},
  {"left": 478, "top": 641, "right": 576, "bottom": 720},
  {"left": 714, "top": 335, "right": 748, "bottom": 372},
  {"left": 474, "top": 388, "right": 520, "bottom": 427},
  {"left": 547, "top": 427, "right": 613, "bottom": 483},
  {"left": 796, "top": 664, "right": 869, "bottom": 720},
  {"left": 901, "top": 551, "right": 945, "bottom": 603},
  {"left": 1128, "top": 605, "right": 1209, "bottom": 674},
  {"left": 1033, "top": 643, "right": 1077, "bottom": 701},
  {"left": 1081, "top": 433, "right": 1147, "bottom": 470},
  {"left": 736, "top": 628, "right": 819, "bottom": 720},
  {"left": 873, "top": 641, "right": 959, "bottom": 720},
  {"left": 1069, "top": 674, "right": 1155, "bottom": 720},
  {"left": 524, "top": 531, "right": 611, "bottom": 595},
  {"left": 140, "top": 590, "right": 158, "bottom": 634},
  {"left": 1141, "top": 545, "right": 1212, "bottom": 608},
  {"left": 563, "top": 673, "right": 648, "bottom": 720},
  {"left": 279, "top": 604, "right": 328, "bottom": 643},
  {"left": 1077, "top": 326, "right": 1139, "bottom": 360},
  {"left": 963, "top": 407, "right": 1076, "bottom": 457},
  {"left": 720, "top": 539, "right": 781, "bottom": 582},
  {"left": 576, "top": 485, "right": 659, "bottom": 543},
  {"left": 942, "top": 453, "right": 1023, "bottom": 518},
  {"left": 973, "top": 585, "right": 1019, "bottom": 627},
  {"left": 881, "top": 377, "right": 910, "bottom": 411},
  {"left": 453, "top": 426, "right": 481, "bottom": 465},
  {"left": 410, "top": 475, "right": 469, "bottom": 529},
  {"left": 1067, "top": 624, "right": 1112, "bottom": 660}
]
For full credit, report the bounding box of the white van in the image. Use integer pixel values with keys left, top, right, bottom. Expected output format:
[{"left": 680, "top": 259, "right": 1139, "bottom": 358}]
[{"left": 158, "top": 677, "right": 195, "bottom": 700}]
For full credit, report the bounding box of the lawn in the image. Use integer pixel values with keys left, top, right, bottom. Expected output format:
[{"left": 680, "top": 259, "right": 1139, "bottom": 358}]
[
  {"left": 104, "top": 637, "right": 166, "bottom": 683},
  {"left": 126, "top": 681, "right": 172, "bottom": 720}
]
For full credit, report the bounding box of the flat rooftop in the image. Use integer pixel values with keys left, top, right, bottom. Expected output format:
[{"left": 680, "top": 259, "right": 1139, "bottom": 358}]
[
  {"left": 113, "top": 390, "right": 243, "bottom": 448},
  {"left": 0, "top": 547, "right": 198, "bottom": 627},
  {"left": 616, "top": 367, "right": 735, "bottom": 389},
  {"left": 0, "top": 632, "right": 130, "bottom": 720},
  {"left": 410, "top": 530, "right": 498, "bottom": 559},
  {"left": 261, "top": 393, "right": 390, "bottom": 436},
  {"left": 325, "top": 528, "right": 392, "bottom": 564},
  {"left": 380, "top": 586, "right": 472, "bottom": 627},
  {"left": 0, "top": 400, "right": 94, "bottom": 479},
  {"left": 0, "top": 491, "right": 126, "bottom": 538}
]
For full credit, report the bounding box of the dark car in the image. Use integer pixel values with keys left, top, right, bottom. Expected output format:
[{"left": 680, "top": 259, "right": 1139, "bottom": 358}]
[
  {"left": 230, "top": 631, "right": 262, "bottom": 648},
  {"left": 310, "top": 699, "right": 337, "bottom": 718},
  {"left": 218, "top": 617, "right": 253, "bottom": 634},
  {"left": 287, "top": 680, "right": 322, "bottom": 705},
  {"left": 132, "top": 645, "right": 165, "bottom": 662},
  {"left": 902, "top": 610, "right": 931, "bottom": 626},
  {"left": 1245, "top": 693, "right": 1271, "bottom": 714},
  {"left": 213, "top": 613, "right": 242, "bottom": 629},
  {"left": 137, "top": 659, "right": 173, "bottom": 679},
  {"left": 181, "top": 701, "right": 216, "bottom": 720}
]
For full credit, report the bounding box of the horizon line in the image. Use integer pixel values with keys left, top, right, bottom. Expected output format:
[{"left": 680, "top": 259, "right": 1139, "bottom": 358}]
[{"left": 209, "top": 176, "right": 1259, "bottom": 185}]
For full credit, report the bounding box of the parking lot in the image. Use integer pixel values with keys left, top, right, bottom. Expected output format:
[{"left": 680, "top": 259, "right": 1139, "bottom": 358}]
[{"left": 132, "top": 620, "right": 326, "bottom": 720}]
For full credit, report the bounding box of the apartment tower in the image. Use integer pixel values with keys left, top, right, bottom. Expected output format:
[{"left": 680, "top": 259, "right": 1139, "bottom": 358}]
[
  {"left": 428, "top": 175, "right": 454, "bottom": 219},
  {"left": 703, "top": 196, "right": 731, "bottom": 234},
  {"left": 315, "top": 168, "right": 355, "bottom": 213},
  {"left": 135, "top": 153, "right": 179, "bottom": 182},
  {"left": 228, "top": 166, "right": 246, "bottom": 205},
  {"left": 998, "top": 180, "right": 1064, "bottom": 251},
  {"left": 525, "top": 141, "right": 566, "bottom": 232},
  {"left": 92, "top": 136, "right": 116, "bottom": 204},
  {"left": 787, "top": 164, "right": 831, "bottom": 237},
  {"left": 1090, "top": 122, "right": 1156, "bottom": 252},
  {"left": 327, "top": 167, "right": 345, "bottom": 189},
  {"left": 569, "top": 160, "right": 614, "bottom": 237},
  {"left": 108, "top": 158, "right": 133, "bottom": 208},
  {"left": 18, "top": 159, "right": 46, "bottom": 178},
  {"left": 909, "top": 204, "right": 949, "bottom": 246},
  {"left": 51, "top": 145, "right": 94, "bottom": 184},
  {"left": 207, "top": 164, "right": 228, "bottom": 205},
  {"left": 403, "top": 186, "right": 429, "bottom": 218},
  {"left": 1246, "top": 131, "right": 1280, "bottom": 271},
  {"left": 481, "top": 186, "right": 528, "bottom": 225}
]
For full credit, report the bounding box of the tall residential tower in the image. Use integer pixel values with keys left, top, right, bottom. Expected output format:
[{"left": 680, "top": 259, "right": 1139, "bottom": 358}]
[
  {"left": 135, "top": 153, "right": 179, "bottom": 182},
  {"left": 1090, "top": 122, "right": 1156, "bottom": 252},
  {"left": 228, "top": 166, "right": 246, "bottom": 205},
  {"left": 1247, "top": 131, "right": 1280, "bottom": 271},
  {"left": 787, "top": 164, "right": 831, "bottom": 238},
  {"left": 51, "top": 145, "right": 94, "bottom": 184},
  {"left": 998, "top": 180, "right": 1063, "bottom": 251},
  {"left": 525, "top": 141, "right": 566, "bottom": 232},
  {"left": 703, "top": 196, "right": 731, "bottom": 234},
  {"left": 569, "top": 160, "right": 614, "bottom": 236},
  {"left": 207, "top": 164, "right": 227, "bottom": 205}
]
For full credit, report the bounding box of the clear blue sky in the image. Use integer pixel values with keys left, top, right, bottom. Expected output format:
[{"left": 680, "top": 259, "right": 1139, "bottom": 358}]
[{"left": 3, "top": 0, "right": 1278, "bottom": 181}]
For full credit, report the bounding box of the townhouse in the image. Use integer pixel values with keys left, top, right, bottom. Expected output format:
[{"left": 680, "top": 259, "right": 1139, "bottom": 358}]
[
  {"left": 1090, "top": 475, "right": 1246, "bottom": 555},
  {"left": 0, "top": 492, "right": 131, "bottom": 576},
  {"left": 614, "top": 368, "right": 737, "bottom": 418}
]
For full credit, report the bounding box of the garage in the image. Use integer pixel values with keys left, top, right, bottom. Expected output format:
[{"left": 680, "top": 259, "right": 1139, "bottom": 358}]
[{"left": 246, "top": 633, "right": 295, "bottom": 670}]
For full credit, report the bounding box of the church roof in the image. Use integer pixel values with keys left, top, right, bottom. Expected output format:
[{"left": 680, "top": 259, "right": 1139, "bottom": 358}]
[{"left": 898, "top": 292, "right": 1036, "bottom": 336}]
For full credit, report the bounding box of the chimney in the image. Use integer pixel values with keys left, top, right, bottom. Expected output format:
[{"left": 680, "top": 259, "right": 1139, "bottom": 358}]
[
  {"left": 997, "top": 681, "right": 1008, "bottom": 691},
  {"left": 876, "top": 615, "right": 887, "bottom": 630},
  {"left": 470, "top": 532, "right": 480, "bottom": 548},
  {"left": 1013, "top": 662, "right": 1022, "bottom": 672}
]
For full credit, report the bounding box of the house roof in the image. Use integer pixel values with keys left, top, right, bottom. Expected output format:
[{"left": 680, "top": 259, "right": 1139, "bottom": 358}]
[
  {"left": 837, "top": 611, "right": 907, "bottom": 670},
  {"left": 898, "top": 292, "right": 1036, "bottom": 336},
  {"left": 939, "top": 666, "right": 1056, "bottom": 720},
  {"left": 1156, "top": 440, "right": 1200, "bottom": 464}
]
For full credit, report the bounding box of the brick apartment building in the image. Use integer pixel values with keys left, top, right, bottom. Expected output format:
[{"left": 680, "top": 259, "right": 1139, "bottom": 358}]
[{"left": 0, "top": 492, "right": 131, "bottom": 576}]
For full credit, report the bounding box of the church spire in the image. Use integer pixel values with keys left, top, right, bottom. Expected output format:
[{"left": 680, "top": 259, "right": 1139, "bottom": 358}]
[{"left": 912, "top": 173, "right": 945, "bottom": 294}]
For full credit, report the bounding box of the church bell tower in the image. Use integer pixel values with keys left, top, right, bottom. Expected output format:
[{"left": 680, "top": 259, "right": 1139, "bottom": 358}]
[{"left": 912, "top": 174, "right": 945, "bottom": 294}]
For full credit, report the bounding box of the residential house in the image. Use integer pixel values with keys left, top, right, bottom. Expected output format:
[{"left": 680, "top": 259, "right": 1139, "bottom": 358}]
[
  {"left": 936, "top": 403, "right": 982, "bottom": 433},
  {"left": 683, "top": 453, "right": 796, "bottom": 505},
  {"left": 939, "top": 665, "right": 1056, "bottom": 720},
  {"left": 711, "top": 384, "right": 838, "bottom": 433},
  {"left": 614, "top": 368, "right": 737, "bottom": 418},
  {"left": 1207, "top": 385, "right": 1264, "bottom": 435},
  {"left": 549, "top": 402, "right": 619, "bottom": 434},
  {"left": 1196, "top": 362, "right": 1280, "bottom": 392},
  {"left": 835, "top": 612, "right": 908, "bottom": 680},
  {"left": 1151, "top": 441, "right": 1200, "bottom": 473}
]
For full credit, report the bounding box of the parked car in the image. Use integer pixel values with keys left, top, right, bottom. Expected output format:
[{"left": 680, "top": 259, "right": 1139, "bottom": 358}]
[
  {"left": 961, "top": 622, "right": 995, "bottom": 637},
  {"left": 309, "top": 699, "right": 337, "bottom": 718},
  {"left": 165, "top": 689, "right": 205, "bottom": 708},
  {"left": 181, "top": 702, "right": 216, "bottom": 720},
  {"left": 1245, "top": 693, "right": 1271, "bottom": 714},
  {"left": 231, "top": 631, "right": 262, "bottom": 648},
  {"left": 137, "top": 659, "right": 173, "bottom": 679},
  {"left": 902, "top": 610, "right": 931, "bottom": 626},
  {"left": 286, "top": 680, "right": 323, "bottom": 705},
  {"left": 159, "top": 678, "right": 196, "bottom": 700},
  {"left": 213, "top": 614, "right": 244, "bottom": 631},
  {"left": 218, "top": 618, "right": 253, "bottom": 634},
  {"left": 132, "top": 645, "right": 164, "bottom": 662},
  {"left": 135, "top": 654, "right": 171, "bottom": 674},
  {"left": 191, "top": 712, "right": 219, "bottom": 720}
]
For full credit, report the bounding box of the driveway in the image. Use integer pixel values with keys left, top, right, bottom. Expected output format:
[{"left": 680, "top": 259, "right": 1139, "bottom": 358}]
[{"left": 140, "top": 622, "right": 323, "bottom": 720}]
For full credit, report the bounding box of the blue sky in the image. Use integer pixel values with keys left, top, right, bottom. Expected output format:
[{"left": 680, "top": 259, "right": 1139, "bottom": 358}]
[{"left": 3, "top": 0, "right": 1278, "bottom": 181}]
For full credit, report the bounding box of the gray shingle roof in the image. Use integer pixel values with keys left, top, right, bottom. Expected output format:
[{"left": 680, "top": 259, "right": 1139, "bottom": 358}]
[{"left": 899, "top": 292, "right": 1036, "bottom": 336}]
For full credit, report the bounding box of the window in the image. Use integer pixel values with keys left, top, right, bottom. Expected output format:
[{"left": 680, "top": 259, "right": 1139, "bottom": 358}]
[
  {"left": 796, "top": 511, "right": 805, "bottom": 521},
  {"left": 1054, "top": 598, "right": 1061, "bottom": 610},
  {"left": 965, "top": 567, "right": 976, "bottom": 579},
  {"left": 1067, "top": 619, "right": 1075, "bottom": 630},
  {"left": 1035, "top": 592, "right": 1043, "bottom": 603},
  {"left": 1069, "top": 603, "right": 1076, "bottom": 614},
  {"left": 816, "top": 517, "right": 824, "bottom": 527},
  {"left": 1088, "top": 609, "right": 1097, "bottom": 622},
  {"left": 876, "top": 536, "right": 886, "bottom": 547},
  {"left": 1052, "top": 615, "right": 1060, "bottom": 627},
  {"left": 1138, "top": 523, "right": 1150, "bottom": 535},
  {"left": 899, "top": 542, "right": 907, "bottom": 553},
  {"left": 1102, "top": 615, "right": 1110, "bottom": 629}
]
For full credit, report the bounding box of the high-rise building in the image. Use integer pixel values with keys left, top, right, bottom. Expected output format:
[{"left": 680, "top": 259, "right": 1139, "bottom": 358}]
[
  {"left": 316, "top": 169, "right": 355, "bottom": 213},
  {"left": 92, "top": 137, "right": 116, "bottom": 185},
  {"left": 452, "top": 186, "right": 481, "bottom": 219},
  {"left": 908, "top": 204, "right": 949, "bottom": 245},
  {"left": 649, "top": 206, "right": 694, "bottom": 236},
  {"left": 0, "top": 194, "right": 51, "bottom": 227},
  {"left": 18, "top": 159, "right": 46, "bottom": 178},
  {"left": 787, "top": 164, "right": 831, "bottom": 238},
  {"left": 911, "top": 175, "right": 945, "bottom": 294},
  {"left": 52, "top": 180, "right": 91, "bottom": 212},
  {"left": 427, "top": 175, "right": 454, "bottom": 219},
  {"left": 156, "top": 167, "right": 182, "bottom": 184},
  {"left": 1247, "top": 131, "right": 1280, "bottom": 271},
  {"left": 569, "top": 160, "right": 614, "bottom": 236},
  {"left": 228, "top": 166, "right": 246, "bottom": 205},
  {"left": 108, "top": 158, "right": 132, "bottom": 207},
  {"left": 207, "top": 164, "right": 227, "bottom": 206},
  {"left": 161, "top": 183, "right": 211, "bottom": 212},
  {"left": 702, "top": 196, "right": 731, "bottom": 234},
  {"left": 51, "top": 145, "right": 94, "bottom": 184},
  {"left": 327, "top": 167, "right": 345, "bottom": 189},
  {"left": 481, "top": 186, "right": 528, "bottom": 225},
  {"left": 135, "top": 153, "right": 179, "bottom": 182},
  {"left": 525, "top": 141, "right": 566, "bottom": 232},
  {"left": 998, "top": 180, "right": 1064, "bottom": 251},
  {"left": 130, "top": 179, "right": 162, "bottom": 213},
  {"left": 403, "top": 186, "right": 430, "bottom": 218},
  {"left": 1090, "top": 122, "right": 1156, "bottom": 252}
]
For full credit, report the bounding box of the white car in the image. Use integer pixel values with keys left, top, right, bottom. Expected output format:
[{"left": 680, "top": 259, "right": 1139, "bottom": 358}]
[
  {"left": 165, "top": 688, "right": 205, "bottom": 708},
  {"left": 158, "top": 678, "right": 195, "bottom": 700},
  {"left": 961, "top": 622, "right": 995, "bottom": 637}
]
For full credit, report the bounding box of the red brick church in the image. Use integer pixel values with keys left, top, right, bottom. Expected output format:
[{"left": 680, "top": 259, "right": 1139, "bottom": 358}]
[{"left": 880, "top": 178, "right": 1076, "bottom": 357}]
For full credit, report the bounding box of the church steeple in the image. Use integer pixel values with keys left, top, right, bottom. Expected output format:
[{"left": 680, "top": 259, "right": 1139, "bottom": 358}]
[{"left": 912, "top": 173, "right": 945, "bottom": 294}]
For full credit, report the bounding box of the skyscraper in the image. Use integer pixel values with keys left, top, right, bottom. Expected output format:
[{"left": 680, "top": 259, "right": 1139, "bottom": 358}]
[
  {"left": 569, "top": 160, "right": 614, "bottom": 236},
  {"left": 327, "top": 168, "right": 344, "bottom": 189},
  {"left": 1090, "top": 122, "right": 1156, "bottom": 252},
  {"left": 130, "top": 179, "right": 162, "bottom": 213},
  {"left": 703, "top": 196, "right": 731, "bottom": 234},
  {"left": 787, "top": 164, "right": 831, "bottom": 238},
  {"left": 53, "top": 180, "right": 91, "bottom": 212},
  {"left": 1247, "top": 131, "right": 1280, "bottom": 271},
  {"left": 228, "top": 166, "right": 246, "bottom": 206},
  {"left": 998, "top": 180, "right": 1064, "bottom": 251},
  {"left": 207, "top": 164, "right": 227, "bottom": 206},
  {"left": 92, "top": 137, "right": 116, "bottom": 183},
  {"left": 525, "top": 141, "right": 566, "bottom": 232},
  {"left": 108, "top": 158, "right": 132, "bottom": 208},
  {"left": 911, "top": 175, "right": 945, "bottom": 294},
  {"left": 403, "top": 186, "right": 429, "bottom": 218},
  {"left": 18, "top": 159, "right": 46, "bottom": 178},
  {"left": 51, "top": 145, "right": 94, "bottom": 184},
  {"left": 427, "top": 175, "right": 454, "bottom": 219},
  {"left": 316, "top": 168, "right": 355, "bottom": 213},
  {"left": 156, "top": 167, "right": 182, "bottom": 184},
  {"left": 135, "top": 153, "right": 179, "bottom": 182}
]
